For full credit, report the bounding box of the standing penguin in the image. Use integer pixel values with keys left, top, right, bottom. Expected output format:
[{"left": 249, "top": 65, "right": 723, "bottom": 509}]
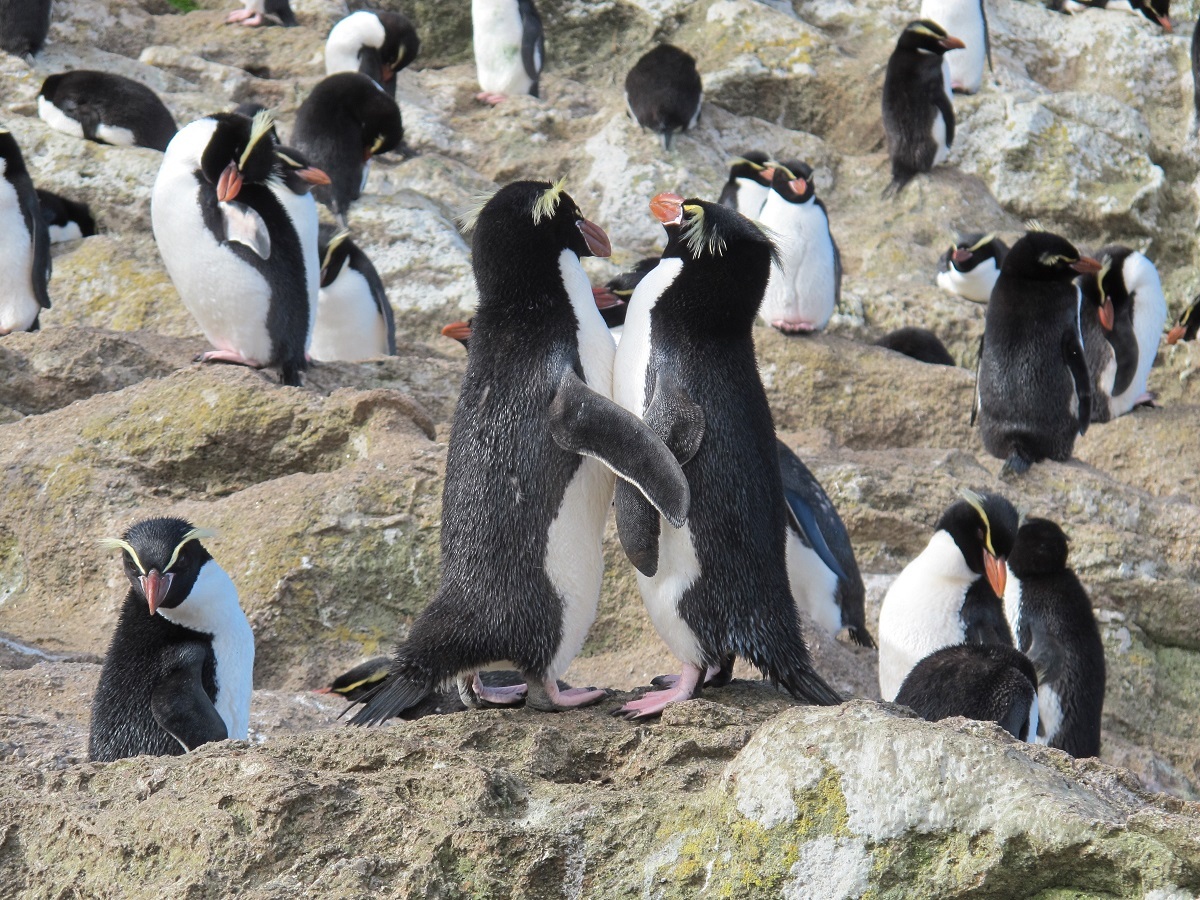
[
  {"left": 882, "top": 21, "right": 964, "bottom": 196},
  {"left": 0, "top": 0, "right": 52, "bottom": 56},
  {"left": 624, "top": 44, "right": 703, "bottom": 153},
  {"left": 757, "top": 161, "right": 841, "bottom": 334},
  {"left": 610, "top": 192, "right": 842, "bottom": 716},
  {"left": 38, "top": 72, "right": 178, "bottom": 152},
  {"left": 936, "top": 232, "right": 1008, "bottom": 303},
  {"left": 877, "top": 490, "right": 1017, "bottom": 702},
  {"left": 310, "top": 224, "right": 395, "bottom": 361},
  {"left": 1004, "top": 517, "right": 1105, "bottom": 757},
  {"left": 89, "top": 518, "right": 254, "bottom": 762},
  {"left": 152, "top": 111, "right": 327, "bottom": 387},
  {"left": 349, "top": 180, "right": 691, "bottom": 724},
  {"left": 472, "top": 0, "right": 544, "bottom": 104},
  {"left": 36, "top": 189, "right": 96, "bottom": 243},
  {"left": 919, "top": 0, "right": 991, "bottom": 94},
  {"left": 975, "top": 230, "right": 1099, "bottom": 475},
  {"left": 325, "top": 10, "right": 420, "bottom": 99},
  {"left": 1167, "top": 297, "right": 1199, "bottom": 344},
  {"left": 0, "top": 129, "right": 51, "bottom": 335},
  {"left": 717, "top": 152, "right": 773, "bottom": 220},
  {"left": 291, "top": 73, "right": 403, "bottom": 227},
  {"left": 226, "top": 0, "right": 297, "bottom": 27}
]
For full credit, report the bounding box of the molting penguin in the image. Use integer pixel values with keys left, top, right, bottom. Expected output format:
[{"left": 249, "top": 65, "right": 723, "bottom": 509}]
[
  {"left": 610, "top": 192, "right": 842, "bottom": 717},
  {"left": 1053, "top": 0, "right": 1171, "bottom": 30},
  {"left": 0, "top": 0, "right": 52, "bottom": 56},
  {"left": 895, "top": 643, "right": 1039, "bottom": 741},
  {"left": 349, "top": 180, "right": 691, "bottom": 724},
  {"left": 918, "top": 0, "right": 991, "bottom": 94},
  {"left": 38, "top": 71, "right": 178, "bottom": 152},
  {"left": 1167, "top": 296, "right": 1199, "bottom": 344},
  {"left": 1004, "top": 517, "right": 1105, "bottom": 757},
  {"left": 877, "top": 490, "right": 1017, "bottom": 702},
  {"left": 291, "top": 72, "right": 403, "bottom": 226},
  {"left": 624, "top": 44, "right": 703, "bottom": 153},
  {"left": 311, "top": 224, "right": 395, "bottom": 361},
  {"left": 88, "top": 518, "right": 253, "bottom": 762},
  {"left": 717, "top": 152, "right": 772, "bottom": 220},
  {"left": 325, "top": 10, "right": 420, "bottom": 99},
  {"left": 882, "top": 21, "right": 964, "bottom": 197},
  {"left": 472, "top": 0, "right": 544, "bottom": 104},
  {"left": 152, "top": 111, "right": 327, "bottom": 387},
  {"left": 874, "top": 327, "right": 956, "bottom": 365},
  {"left": 936, "top": 232, "right": 1007, "bottom": 303},
  {"left": 226, "top": 0, "right": 297, "bottom": 27},
  {"left": 0, "top": 129, "right": 50, "bottom": 335},
  {"left": 36, "top": 189, "right": 96, "bottom": 243},
  {"left": 975, "top": 230, "right": 1099, "bottom": 475}
]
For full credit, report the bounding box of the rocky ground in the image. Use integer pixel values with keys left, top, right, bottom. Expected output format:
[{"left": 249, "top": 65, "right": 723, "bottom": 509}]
[{"left": 2, "top": 0, "right": 1200, "bottom": 896}]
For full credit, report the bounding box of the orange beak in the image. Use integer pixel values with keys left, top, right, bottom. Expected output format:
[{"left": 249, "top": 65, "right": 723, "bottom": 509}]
[
  {"left": 1071, "top": 256, "right": 1103, "bottom": 275},
  {"left": 297, "top": 166, "right": 331, "bottom": 186},
  {"left": 140, "top": 570, "right": 173, "bottom": 615},
  {"left": 650, "top": 192, "right": 685, "bottom": 226},
  {"left": 1158, "top": 14, "right": 1172, "bottom": 31},
  {"left": 1099, "top": 297, "right": 1115, "bottom": 332},
  {"left": 217, "top": 161, "right": 242, "bottom": 202},
  {"left": 939, "top": 35, "right": 966, "bottom": 50},
  {"left": 576, "top": 218, "right": 612, "bottom": 258},
  {"left": 983, "top": 552, "right": 1007, "bottom": 599},
  {"left": 1167, "top": 324, "right": 1186, "bottom": 345},
  {"left": 440, "top": 321, "right": 473, "bottom": 345},
  {"left": 593, "top": 286, "right": 624, "bottom": 310},
  {"left": 789, "top": 178, "right": 808, "bottom": 195}
]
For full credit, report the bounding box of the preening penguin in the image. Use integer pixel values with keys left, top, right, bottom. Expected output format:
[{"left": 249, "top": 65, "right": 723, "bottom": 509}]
[
  {"left": 624, "top": 44, "right": 703, "bottom": 153},
  {"left": 936, "top": 232, "right": 1007, "bottom": 303},
  {"left": 226, "top": 0, "right": 297, "bottom": 27},
  {"left": 310, "top": 224, "right": 396, "bottom": 361},
  {"left": 349, "top": 180, "right": 691, "bottom": 725},
  {"left": 1004, "top": 517, "right": 1105, "bottom": 757},
  {"left": 877, "top": 490, "right": 1017, "bottom": 702},
  {"left": 882, "top": 20, "right": 964, "bottom": 196},
  {"left": 874, "top": 327, "right": 956, "bottom": 366},
  {"left": 0, "top": 129, "right": 51, "bottom": 335},
  {"left": 38, "top": 71, "right": 178, "bottom": 152},
  {"left": 88, "top": 518, "right": 253, "bottom": 762},
  {"left": 717, "top": 152, "right": 773, "bottom": 220},
  {"left": 1053, "top": 0, "right": 1171, "bottom": 31},
  {"left": 0, "top": 0, "right": 52, "bottom": 57},
  {"left": 611, "top": 192, "right": 842, "bottom": 717},
  {"left": 473, "top": 0, "right": 544, "bottom": 104},
  {"left": 919, "top": 0, "right": 991, "bottom": 94},
  {"left": 152, "top": 110, "right": 327, "bottom": 387},
  {"left": 1167, "top": 296, "right": 1199, "bottom": 344},
  {"left": 36, "top": 189, "right": 96, "bottom": 243},
  {"left": 325, "top": 10, "right": 420, "bottom": 99}
]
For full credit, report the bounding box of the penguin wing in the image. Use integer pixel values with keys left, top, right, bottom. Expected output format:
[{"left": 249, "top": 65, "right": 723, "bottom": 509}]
[
  {"left": 717, "top": 179, "right": 739, "bottom": 209},
  {"left": 1108, "top": 319, "right": 1140, "bottom": 398},
  {"left": 644, "top": 367, "right": 705, "bottom": 465},
  {"left": 970, "top": 332, "right": 984, "bottom": 427},
  {"left": 150, "top": 644, "right": 228, "bottom": 752},
  {"left": 21, "top": 179, "right": 51, "bottom": 309},
  {"left": 615, "top": 478, "right": 661, "bottom": 576},
  {"left": 362, "top": 258, "right": 396, "bottom": 355},
  {"left": 981, "top": 0, "right": 993, "bottom": 72},
  {"left": 934, "top": 85, "right": 956, "bottom": 149},
  {"left": 518, "top": 0, "right": 545, "bottom": 89},
  {"left": 220, "top": 200, "right": 271, "bottom": 259},
  {"left": 778, "top": 441, "right": 848, "bottom": 583},
  {"left": 548, "top": 368, "right": 690, "bottom": 527},
  {"left": 1061, "top": 327, "right": 1092, "bottom": 435}
]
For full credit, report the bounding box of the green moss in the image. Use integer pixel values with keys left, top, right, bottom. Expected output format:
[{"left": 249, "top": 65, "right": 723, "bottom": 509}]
[{"left": 167, "top": 0, "right": 199, "bottom": 11}]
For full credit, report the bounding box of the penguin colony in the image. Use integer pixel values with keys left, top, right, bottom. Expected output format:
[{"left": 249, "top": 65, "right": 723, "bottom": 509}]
[{"left": 0, "top": 0, "right": 1191, "bottom": 777}]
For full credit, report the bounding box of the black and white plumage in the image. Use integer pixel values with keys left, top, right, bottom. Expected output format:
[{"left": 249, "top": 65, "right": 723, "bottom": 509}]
[
  {"left": 611, "top": 192, "right": 842, "bottom": 717},
  {"left": 310, "top": 224, "right": 395, "bottom": 361},
  {"left": 591, "top": 256, "right": 658, "bottom": 344},
  {"left": 0, "top": 130, "right": 50, "bottom": 335},
  {"left": 0, "top": 0, "right": 52, "bottom": 57},
  {"left": 152, "top": 111, "right": 326, "bottom": 387},
  {"left": 38, "top": 71, "right": 178, "bottom": 152},
  {"left": 895, "top": 644, "right": 1039, "bottom": 742},
  {"left": 472, "top": 0, "right": 544, "bottom": 104},
  {"left": 36, "top": 189, "right": 96, "bottom": 243},
  {"left": 291, "top": 73, "right": 403, "bottom": 226},
  {"left": 350, "top": 180, "right": 691, "bottom": 725},
  {"left": 878, "top": 490, "right": 1017, "bottom": 701},
  {"left": 717, "top": 152, "right": 773, "bottom": 220},
  {"left": 936, "top": 232, "right": 1008, "bottom": 303},
  {"left": 919, "top": 0, "right": 991, "bottom": 94},
  {"left": 1054, "top": 0, "right": 1171, "bottom": 30},
  {"left": 1004, "top": 518, "right": 1105, "bottom": 757},
  {"left": 226, "top": 0, "right": 297, "bottom": 27},
  {"left": 89, "top": 518, "right": 253, "bottom": 763},
  {"left": 325, "top": 10, "right": 420, "bottom": 99},
  {"left": 882, "top": 20, "right": 964, "bottom": 197},
  {"left": 1167, "top": 296, "right": 1199, "bottom": 344},
  {"left": 874, "top": 327, "right": 956, "bottom": 366},
  {"left": 974, "top": 230, "right": 1099, "bottom": 476},
  {"left": 623, "top": 44, "right": 703, "bottom": 153},
  {"left": 316, "top": 656, "right": 391, "bottom": 702}
]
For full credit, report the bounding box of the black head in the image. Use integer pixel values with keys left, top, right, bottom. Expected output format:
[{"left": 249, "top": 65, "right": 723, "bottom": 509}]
[
  {"left": 0, "top": 129, "right": 29, "bottom": 180},
  {"left": 727, "top": 151, "right": 772, "bottom": 188},
  {"left": 101, "top": 517, "right": 215, "bottom": 616},
  {"left": 200, "top": 111, "right": 281, "bottom": 200},
  {"left": 1007, "top": 517, "right": 1070, "bottom": 578},
  {"left": 947, "top": 232, "right": 1006, "bottom": 273},
  {"left": 1167, "top": 296, "right": 1200, "bottom": 344},
  {"left": 935, "top": 490, "right": 1019, "bottom": 596},
  {"left": 766, "top": 159, "right": 816, "bottom": 204},
  {"left": 1087, "top": 244, "right": 1136, "bottom": 331},
  {"left": 1002, "top": 230, "right": 1101, "bottom": 283},
  {"left": 318, "top": 225, "right": 354, "bottom": 286},
  {"left": 895, "top": 20, "right": 966, "bottom": 55},
  {"left": 38, "top": 73, "right": 65, "bottom": 102},
  {"left": 378, "top": 11, "right": 421, "bottom": 78},
  {"left": 1131, "top": 0, "right": 1171, "bottom": 30},
  {"left": 274, "top": 143, "right": 332, "bottom": 196}
]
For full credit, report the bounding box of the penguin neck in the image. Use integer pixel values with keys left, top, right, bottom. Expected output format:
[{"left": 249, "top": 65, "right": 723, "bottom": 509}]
[{"left": 918, "top": 530, "right": 979, "bottom": 585}]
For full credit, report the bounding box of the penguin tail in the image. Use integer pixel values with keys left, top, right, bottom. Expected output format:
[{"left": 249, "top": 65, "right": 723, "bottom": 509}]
[
  {"left": 346, "top": 663, "right": 435, "bottom": 726},
  {"left": 661, "top": 130, "right": 675, "bottom": 153},
  {"left": 881, "top": 174, "right": 913, "bottom": 200},
  {"left": 279, "top": 356, "right": 308, "bottom": 388},
  {"left": 1000, "top": 451, "right": 1032, "bottom": 478},
  {"left": 779, "top": 665, "right": 843, "bottom": 707},
  {"left": 741, "top": 635, "right": 843, "bottom": 707},
  {"left": 845, "top": 625, "right": 876, "bottom": 650}
]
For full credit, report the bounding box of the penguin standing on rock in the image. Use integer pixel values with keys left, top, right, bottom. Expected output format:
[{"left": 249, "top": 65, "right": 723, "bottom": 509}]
[
  {"left": 624, "top": 45, "right": 703, "bottom": 153},
  {"left": 472, "top": 0, "right": 544, "bottom": 104},
  {"left": 0, "top": 129, "right": 50, "bottom": 335},
  {"left": 310, "top": 224, "right": 395, "bottom": 361},
  {"left": 717, "top": 152, "right": 773, "bottom": 220},
  {"left": 349, "top": 180, "right": 692, "bottom": 724},
  {"left": 1167, "top": 297, "right": 1199, "bottom": 344},
  {"left": 226, "top": 0, "right": 297, "bottom": 27},
  {"left": 38, "top": 72, "right": 178, "bottom": 152},
  {"left": 936, "top": 232, "right": 1007, "bottom": 303},
  {"left": 882, "top": 21, "right": 964, "bottom": 197},
  {"left": 89, "top": 518, "right": 254, "bottom": 762},
  {"left": 0, "top": 0, "right": 52, "bottom": 57},
  {"left": 919, "top": 0, "right": 991, "bottom": 94},
  {"left": 325, "top": 10, "right": 420, "bottom": 99},
  {"left": 36, "top": 189, "right": 96, "bottom": 243}
]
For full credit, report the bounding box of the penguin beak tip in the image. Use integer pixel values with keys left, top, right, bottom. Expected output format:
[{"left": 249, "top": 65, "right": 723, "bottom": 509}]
[
  {"left": 1071, "top": 256, "right": 1103, "bottom": 275},
  {"left": 576, "top": 218, "right": 612, "bottom": 258}
]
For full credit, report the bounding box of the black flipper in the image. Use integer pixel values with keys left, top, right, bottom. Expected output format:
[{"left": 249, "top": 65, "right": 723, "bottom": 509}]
[
  {"left": 150, "top": 645, "right": 228, "bottom": 752},
  {"left": 934, "top": 87, "right": 956, "bottom": 150},
  {"left": 615, "top": 479, "right": 661, "bottom": 577},
  {"left": 517, "top": 0, "right": 544, "bottom": 97},
  {"left": 1061, "top": 327, "right": 1092, "bottom": 435},
  {"left": 643, "top": 367, "right": 705, "bottom": 465},
  {"left": 782, "top": 488, "right": 848, "bottom": 584},
  {"left": 970, "top": 332, "right": 985, "bottom": 427}
]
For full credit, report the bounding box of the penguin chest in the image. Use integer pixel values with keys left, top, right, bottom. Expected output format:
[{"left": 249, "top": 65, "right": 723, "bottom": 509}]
[
  {"left": 734, "top": 180, "right": 770, "bottom": 220},
  {"left": 759, "top": 201, "right": 836, "bottom": 329},
  {"left": 931, "top": 108, "right": 949, "bottom": 165},
  {"left": 937, "top": 259, "right": 997, "bottom": 303},
  {"left": 613, "top": 258, "right": 683, "bottom": 415},
  {"left": 472, "top": 0, "right": 530, "bottom": 95},
  {"left": 0, "top": 178, "right": 38, "bottom": 334},
  {"left": 920, "top": 0, "right": 986, "bottom": 92},
  {"left": 785, "top": 530, "right": 842, "bottom": 637},
  {"left": 37, "top": 95, "right": 85, "bottom": 140},
  {"left": 310, "top": 267, "right": 386, "bottom": 361}
]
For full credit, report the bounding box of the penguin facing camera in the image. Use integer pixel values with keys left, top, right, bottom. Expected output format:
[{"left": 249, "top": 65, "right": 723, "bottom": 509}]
[
  {"left": 919, "top": 0, "right": 992, "bottom": 94},
  {"left": 717, "top": 152, "right": 773, "bottom": 220},
  {"left": 936, "top": 232, "right": 1008, "bottom": 303},
  {"left": 472, "top": 0, "right": 544, "bottom": 104},
  {"left": 1053, "top": 0, "right": 1170, "bottom": 31},
  {"left": 37, "top": 189, "right": 96, "bottom": 243},
  {"left": 874, "top": 327, "right": 956, "bottom": 366},
  {"left": 0, "top": 129, "right": 51, "bottom": 335},
  {"left": 624, "top": 44, "right": 703, "bottom": 153},
  {"left": 89, "top": 518, "right": 253, "bottom": 762},
  {"left": 325, "top": 10, "right": 420, "bottom": 99},
  {"left": 0, "top": 0, "right": 52, "bottom": 57},
  {"left": 1167, "top": 296, "right": 1199, "bottom": 344},
  {"left": 310, "top": 224, "right": 396, "bottom": 362},
  {"left": 226, "top": 0, "right": 297, "bottom": 27},
  {"left": 38, "top": 71, "right": 178, "bottom": 152}
]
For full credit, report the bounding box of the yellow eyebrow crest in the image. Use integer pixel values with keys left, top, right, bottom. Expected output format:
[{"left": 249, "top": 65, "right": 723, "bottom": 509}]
[{"left": 98, "top": 538, "right": 146, "bottom": 575}]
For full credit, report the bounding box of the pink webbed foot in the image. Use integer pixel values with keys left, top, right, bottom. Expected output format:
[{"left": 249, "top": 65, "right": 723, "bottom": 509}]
[
  {"left": 650, "top": 663, "right": 724, "bottom": 689},
  {"left": 1133, "top": 392, "right": 1158, "bottom": 409},
  {"left": 616, "top": 665, "right": 703, "bottom": 719},
  {"left": 239, "top": 12, "right": 265, "bottom": 26},
  {"left": 475, "top": 91, "right": 507, "bottom": 106},
  {"left": 471, "top": 674, "right": 527, "bottom": 707},
  {"left": 772, "top": 319, "right": 817, "bottom": 335},
  {"left": 525, "top": 678, "right": 607, "bottom": 711},
  {"left": 195, "top": 349, "right": 265, "bottom": 368},
  {"left": 225, "top": 8, "right": 253, "bottom": 22}
]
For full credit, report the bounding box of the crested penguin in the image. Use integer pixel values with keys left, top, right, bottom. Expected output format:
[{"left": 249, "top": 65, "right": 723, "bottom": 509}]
[
  {"left": 310, "top": 224, "right": 396, "bottom": 361},
  {"left": 874, "top": 327, "right": 956, "bottom": 366},
  {"left": 38, "top": 71, "right": 178, "bottom": 152},
  {"left": 349, "top": 180, "right": 691, "bottom": 724},
  {"left": 936, "top": 232, "right": 1008, "bottom": 303},
  {"left": 36, "top": 189, "right": 96, "bottom": 243},
  {"left": 717, "top": 152, "right": 773, "bottom": 220},
  {"left": 325, "top": 10, "right": 420, "bottom": 99},
  {"left": 623, "top": 44, "right": 703, "bottom": 153},
  {"left": 1053, "top": 0, "right": 1171, "bottom": 30},
  {"left": 0, "top": 0, "right": 52, "bottom": 57},
  {"left": 919, "top": 0, "right": 991, "bottom": 94},
  {"left": 0, "top": 129, "right": 51, "bottom": 335},
  {"left": 472, "top": 0, "right": 544, "bottom": 104},
  {"left": 226, "top": 0, "right": 297, "bottom": 27},
  {"left": 877, "top": 490, "right": 1017, "bottom": 702},
  {"left": 1004, "top": 517, "right": 1105, "bottom": 757},
  {"left": 1167, "top": 296, "right": 1199, "bottom": 344},
  {"left": 89, "top": 518, "right": 253, "bottom": 762},
  {"left": 152, "top": 110, "right": 327, "bottom": 387}
]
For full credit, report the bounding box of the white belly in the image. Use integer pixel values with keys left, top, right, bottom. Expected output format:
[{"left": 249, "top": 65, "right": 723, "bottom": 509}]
[
  {"left": 37, "top": 96, "right": 85, "bottom": 140},
  {"left": 0, "top": 179, "right": 39, "bottom": 334},
  {"left": 786, "top": 530, "right": 842, "bottom": 638},
  {"left": 48, "top": 221, "right": 84, "bottom": 244},
  {"left": 932, "top": 109, "right": 949, "bottom": 165},
  {"left": 936, "top": 258, "right": 998, "bottom": 303},
  {"left": 96, "top": 123, "right": 136, "bottom": 148},
  {"left": 473, "top": 0, "right": 532, "bottom": 96},
  {"left": 310, "top": 268, "right": 388, "bottom": 361},
  {"left": 735, "top": 179, "right": 770, "bottom": 221},
  {"left": 613, "top": 258, "right": 682, "bottom": 415},
  {"left": 636, "top": 520, "right": 704, "bottom": 666},
  {"left": 757, "top": 196, "right": 837, "bottom": 330},
  {"left": 1109, "top": 255, "right": 1166, "bottom": 417},
  {"left": 921, "top": 0, "right": 986, "bottom": 93}
]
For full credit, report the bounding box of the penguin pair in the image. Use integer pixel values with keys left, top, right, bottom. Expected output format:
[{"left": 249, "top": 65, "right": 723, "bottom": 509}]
[
  {"left": 1054, "top": 0, "right": 1171, "bottom": 30},
  {"left": 37, "top": 190, "right": 96, "bottom": 243},
  {"left": 325, "top": 11, "right": 420, "bottom": 99},
  {"left": 0, "top": 129, "right": 51, "bottom": 335},
  {"left": 310, "top": 224, "right": 396, "bottom": 361},
  {"left": 936, "top": 232, "right": 1008, "bottom": 303},
  {"left": 89, "top": 518, "right": 254, "bottom": 762},
  {"left": 0, "top": 0, "right": 51, "bottom": 57},
  {"left": 472, "top": 0, "right": 544, "bottom": 104},
  {"left": 38, "top": 72, "right": 178, "bottom": 152},
  {"left": 226, "top": 0, "right": 297, "bottom": 27},
  {"left": 624, "top": 45, "right": 703, "bottom": 152},
  {"left": 918, "top": 0, "right": 991, "bottom": 94},
  {"left": 1167, "top": 297, "right": 1199, "bottom": 344}
]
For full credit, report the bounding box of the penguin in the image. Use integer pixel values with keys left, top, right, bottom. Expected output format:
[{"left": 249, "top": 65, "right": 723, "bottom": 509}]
[
  {"left": 36, "top": 189, "right": 96, "bottom": 243},
  {"left": 882, "top": 21, "right": 964, "bottom": 197},
  {"left": 38, "top": 72, "right": 178, "bottom": 153},
  {"left": 918, "top": 0, "right": 991, "bottom": 94},
  {"left": 0, "top": 129, "right": 51, "bottom": 336},
  {"left": 936, "top": 232, "right": 1008, "bottom": 303},
  {"left": 152, "top": 111, "right": 327, "bottom": 387},
  {"left": 472, "top": 0, "right": 544, "bottom": 104},
  {"left": 1004, "top": 517, "right": 1105, "bottom": 757},
  {"left": 877, "top": 489, "right": 1017, "bottom": 702},
  {"left": 610, "top": 192, "right": 842, "bottom": 717},
  {"left": 874, "top": 327, "right": 956, "bottom": 365},
  {"left": 591, "top": 256, "right": 658, "bottom": 343},
  {"left": 348, "top": 180, "right": 692, "bottom": 724},
  {"left": 226, "top": 0, "right": 297, "bottom": 27},
  {"left": 974, "top": 230, "right": 1099, "bottom": 476},
  {"left": 1167, "top": 296, "right": 1199, "bottom": 344},
  {"left": 291, "top": 73, "right": 403, "bottom": 227},
  {"left": 895, "top": 644, "right": 1039, "bottom": 742},
  {"left": 717, "top": 152, "right": 773, "bottom": 220},
  {"left": 0, "top": 0, "right": 52, "bottom": 57},
  {"left": 756, "top": 160, "right": 841, "bottom": 334},
  {"left": 623, "top": 44, "right": 703, "bottom": 153},
  {"left": 88, "top": 518, "right": 253, "bottom": 763},
  {"left": 315, "top": 656, "right": 391, "bottom": 702},
  {"left": 310, "top": 224, "right": 395, "bottom": 361},
  {"left": 1053, "top": 0, "right": 1171, "bottom": 31},
  {"left": 325, "top": 10, "right": 420, "bottom": 99}
]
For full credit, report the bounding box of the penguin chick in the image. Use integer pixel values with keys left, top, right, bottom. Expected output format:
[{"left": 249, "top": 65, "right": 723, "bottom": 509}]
[
  {"left": 1167, "top": 296, "right": 1199, "bottom": 344},
  {"left": 877, "top": 489, "right": 1017, "bottom": 702},
  {"left": 0, "top": 0, "right": 52, "bottom": 57},
  {"left": 0, "top": 129, "right": 51, "bottom": 335},
  {"left": 919, "top": 0, "right": 992, "bottom": 94},
  {"left": 1004, "top": 517, "right": 1105, "bottom": 757},
  {"left": 936, "top": 232, "right": 1008, "bottom": 303},
  {"left": 623, "top": 44, "right": 703, "bottom": 153},
  {"left": 36, "top": 189, "right": 96, "bottom": 243},
  {"left": 226, "top": 0, "right": 297, "bottom": 27},
  {"left": 325, "top": 10, "right": 420, "bottom": 99},
  {"left": 874, "top": 327, "right": 956, "bottom": 365},
  {"left": 1054, "top": 0, "right": 1170, "bottom": 31},
  {"left": 473, "top": 0, "right": 544, "bottom": 104},
  {"left": 310, "top": 224, "right": 396, "bottom": 361},
  {"left": 89, "top": 518, "right": 253, "bottom": 762},
  {"left": 895, "top": 643, "right": 1039, "bottom": 741},
  {"left": 316, "top": 656, "right": 392, "bottom": 702},
  {"left": 38, "top": 71, "right": 178, "bottom": 152},
  {"left": 717, "top": 151, "right": 773, "bottom": 220},
  {"left": 882, "top": 20, "right": 965, "bottom": 197}
]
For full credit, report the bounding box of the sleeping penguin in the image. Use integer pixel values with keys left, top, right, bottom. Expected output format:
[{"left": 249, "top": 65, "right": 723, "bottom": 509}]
[
  {"left": 874, "top": 327, "right": 956, "bottom": 366},
  {"left": 36, "top": 189, "right": 96, "bottom": 243},
  {"left": 1053, "top": 0, "right": 1171, "bottom": 31},
  {"left": 0, "top": 129, "right": 51, "bottom": 335},
  {"left": 226, "top": 0, "right": 297, "bottom": 27},
  {"left": 38, "top": 71, "right": 178, "bottom": 152}
]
